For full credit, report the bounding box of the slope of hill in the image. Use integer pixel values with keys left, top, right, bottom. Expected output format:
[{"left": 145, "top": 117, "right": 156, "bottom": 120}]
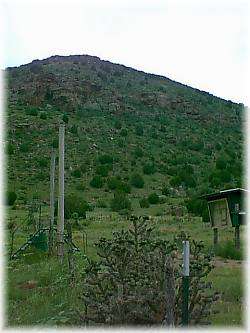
[{"left": 5, "top": 54, "right": 244, "bottom": 213}]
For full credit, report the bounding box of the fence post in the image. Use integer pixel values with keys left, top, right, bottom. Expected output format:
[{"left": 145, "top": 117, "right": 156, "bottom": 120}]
[
  {"left": 163, "top": 255, "right": 175, "bottom": 326},
  {"left": 234, "top": 204, "right": 240, "bottom": 249},
  {"left": 49, "top": 148, "right": 56, "bottom": 255},
  {"left": 57, "top": 124, "right": 65, "bottom": 263},
  {"left": 182, "top": 240, "right": 190, "bottom": 326},
  {"left": 213, "top": 227, "right": 218, "bottom": 246}
]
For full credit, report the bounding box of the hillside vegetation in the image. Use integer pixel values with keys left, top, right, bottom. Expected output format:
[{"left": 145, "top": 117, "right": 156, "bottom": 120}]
[
  {"left": 6, "top": 54, "right": 244, "bottom": 212},
  {"left": 5, "top": 55, "right": 245, "bottom": 327}
]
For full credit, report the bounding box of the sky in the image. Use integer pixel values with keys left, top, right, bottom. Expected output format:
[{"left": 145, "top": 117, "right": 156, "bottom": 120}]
[{"left": 0, "top": 0, "right": 249, "bottom": 105}]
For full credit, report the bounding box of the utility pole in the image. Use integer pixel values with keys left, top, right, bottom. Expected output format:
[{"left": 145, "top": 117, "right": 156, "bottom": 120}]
[
  {"left": 182, "top": 240, "right": 190, "bottom": 326},
  {"left": 57, "top": 124, "right": 65, "bottom": 263},
  {"left": 49, "top": 148, "right": 56, "bottom": 255}
]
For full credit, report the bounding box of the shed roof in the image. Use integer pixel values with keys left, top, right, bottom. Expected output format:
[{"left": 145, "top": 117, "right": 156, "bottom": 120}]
[{"left": 201, "top": 188, "right": 248, "bottom": 201}]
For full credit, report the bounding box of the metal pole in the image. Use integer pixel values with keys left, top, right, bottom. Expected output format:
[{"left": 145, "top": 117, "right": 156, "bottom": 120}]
[
  {"left": 182, "top": 240, "right": 190, "bottom": 326},
  {"left": 49, "top": 148, "right": 56, "bottom": 255},
  {"left": 57, "top": 124, "right": 65, "bottom": 263}
]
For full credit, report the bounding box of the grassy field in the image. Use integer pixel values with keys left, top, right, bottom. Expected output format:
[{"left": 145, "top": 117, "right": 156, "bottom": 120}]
[{"left": 5, "top": 205, "right": 245, "bottom": 328}]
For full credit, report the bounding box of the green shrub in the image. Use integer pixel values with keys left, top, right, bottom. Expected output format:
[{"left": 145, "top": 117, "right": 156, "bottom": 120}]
[
  {"left": 26, "top": 107, "right": 38, "bottom": 116},
  {"left": 143, "top": 163, "right": 156, "bottom": 175},
  {"left": 90, "top": 176, "right": 103, "bottom": 188},
  {"left": 110, "top": 192, "right": 131, "bottom": 212},
  {"left": 69, "top": 124, "right": 78, "bottom": 135},
  {"left": 120, "top": 128, "right": 128, "bottom": 137},
  {"left": 72, "top": 169, "right": 82, "bottom": 178},
  {"left": 162, "top": 186, "right": 170, "bottom": 196},
  {"left": 214, "top": 241, "right": 243, "bottom": 260},
  {"left": 185, "top": 197, "right": 209, "bottom": 222},
  {"left": 117, "top": 181, "right": 131, "bottom": 194},
  {"left": 148, "top": 192, "right": 160, "bottom": 204},
  {"left": 55, "top": 194, "right": 89, "bottom": 219},
  {"left": 96, "top": 165, "right": 110, "bottom": 177},
  {"left": 62, "top": 113, "right": 69, "bottom": 123},
  {"left": 6, "top": 143, "right": 14, "bottom": 155},
  {"left": 40, "top": 112, "right": 47, "bottom": 120},
  {"left": 139, "top": 197, "right": 150, "bottom": 208},
  {"left": 6, "top": 191, "right": 17, "bottom": 206},
  {"left": 19, "top": 143, "right": 29, "bottom": 153},
  {"left": 96, "top": 199, "right": 107, "bottom": 208},
  {"left": 114, "top": 120, "right": 122, "bottom": 129},
  {"left": 135, "top": 124, "right": 144, "bottom": 136},
  {"left": 133, "top": 147, "right": 144, "bottom": 158},
  {"left": 107, "top": 177, "right": 120, "bottom": 190},
  {"left": 37, "top": 158, "right": 48, "bottom": 168},
  {"left": 130, "top": 173, "right": 144, "bottom": 188},
  {"left": 98, "top": 154, "right": 113, "bottom": 165}
]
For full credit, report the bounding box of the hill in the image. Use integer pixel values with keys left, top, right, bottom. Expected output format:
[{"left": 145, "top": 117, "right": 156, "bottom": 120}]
[{"left": 5, "top": 54, "right": 244, "bottom": 215}]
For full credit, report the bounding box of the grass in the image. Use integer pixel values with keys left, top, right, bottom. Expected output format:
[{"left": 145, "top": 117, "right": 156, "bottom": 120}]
[{"left": 5, "top": 206, "right": 245, "bottom": 327}]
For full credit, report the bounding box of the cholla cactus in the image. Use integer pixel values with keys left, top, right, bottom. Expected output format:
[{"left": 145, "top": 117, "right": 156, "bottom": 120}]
[{"left": 79, "top": 215, "right": 219, "bottom": 326}]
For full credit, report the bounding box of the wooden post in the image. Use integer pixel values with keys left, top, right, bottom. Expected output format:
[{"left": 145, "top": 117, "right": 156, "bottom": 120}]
[
  {"left": 235, "top": 226, "right": 240, "bottom": 250},
  {"left": 234, "top": 204, "right": 240, "bottom": 249},
  {"left": 49, "top": 148, "right": 56, "bottom": 255},
  {"left": 213, "top": 227, "right": 218, "bottom": 246},
  {"left": 57, "top": 124, "right": 65, "bottom": 263},
  {"left": 182, "top": 241, "right": 189, "bottom": 326},
  {"left": 163, "top": 255, "right": 175, "bottom": 327}
]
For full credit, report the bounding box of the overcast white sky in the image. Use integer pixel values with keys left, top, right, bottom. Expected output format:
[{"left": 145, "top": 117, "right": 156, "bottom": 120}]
[{"left": 0, "top": 0, "right": 249, "bottom": 104}]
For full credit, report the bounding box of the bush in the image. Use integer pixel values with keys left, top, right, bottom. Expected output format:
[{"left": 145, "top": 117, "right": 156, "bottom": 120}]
[
  {"left": 70, "top": 124, "right": 78, "bottom": 135},
  {"left": 133, "top": 147, "right": 144, "bottom": 158},
  {"left": 37, "top": 158, "right": 48, "bottom": 168},
  {"left": 72, "top": 169, "right": 82, "bottom": 178},
  {"left": 62, "top": 113, "right": 69, "bottom": 123},
  {"left": 90, "top": 176, "right": 103, "bottom": 188},
  {"left": 110, "top": 192, "right": 131, "bottom": 212},
  {"left": 214, "top": 240, "right": 243, "bottom": 260},
  {"left": 19, "top": 143, "right": 29, "bottom": 153},
  {"left": 6, "top": 191, "right": 17, "bottom": 206},
  {"left": 40, "top": 112, "right": 47, "bottom": 120},
  {"left": 26, "top": 107, "right": 38, "bottom": 116},
  {"left": 130, "top": 173, "right": 144, "bottom": 188},
  {"left": 139, "top": 197, "right": 150, "bottom": 208},
  {"left": 143, "top": 163, "right": 156, "bottom": 175},
  {"left": 185, "top": 197, "right": 209, "bottom": 222},
  {"left": 96, "top": 199, "right": 107, "bottom": 208},
  {"left": 114, "top": 120, "right": 122, "bottom": 129},
  {"left": 107, "top": 177, "right": 120, "bottom": 190},
  {"left": 96, "top": 165, "right": 110, "bottom": 177},
  {"left": 120, "top": 128, "right": 128, "bottom": 137},
  {"left": 55, "top": 194, "right": 89, "bottom": 219},
  {"left": 148, "top": 192, "right": 160, "bottom": 204},
  {"left": 98, "top": 154, "right": 113, "bottom": 165},
  {"left": 6, "top": 143, "right": 14, "bottom": 155},
  {"left": 162, "top": 186, "right": 170, "bottom": 196},
  {"left": 135, "top": 124, "right": 144, "bottom": 136}
]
